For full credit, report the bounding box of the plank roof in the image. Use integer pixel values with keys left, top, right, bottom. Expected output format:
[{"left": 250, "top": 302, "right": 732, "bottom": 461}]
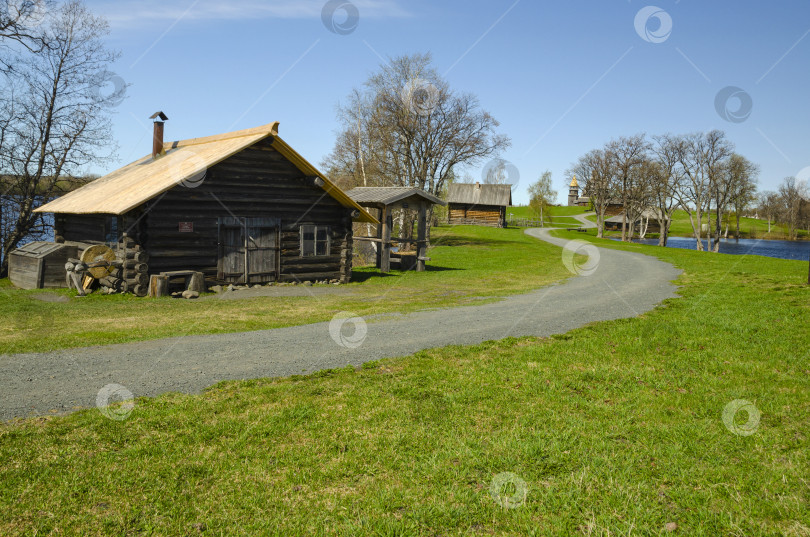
[
  {"left": 35, "top": 122, "right": 377, "bottom": 224},
  {"left": 446, "top": 183, "right": 512, "bottom": 207},
  {"left": 346, "top": 187, "right": 446, "bottom": 207}
]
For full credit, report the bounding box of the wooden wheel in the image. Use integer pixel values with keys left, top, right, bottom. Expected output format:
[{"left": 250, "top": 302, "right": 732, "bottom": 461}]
[{"left": 80, "top": 245, "right": 116, "bottom": 279}]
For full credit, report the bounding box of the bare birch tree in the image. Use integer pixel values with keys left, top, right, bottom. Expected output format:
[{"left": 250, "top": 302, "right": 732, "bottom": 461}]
[
  {"left": 568, "top": 148, "right": 617, "bottom": 239},
  {"left": 672, "top": 131, "right": 732, "bottom": 251},
  {"left": 0, "top": 0, "right": 121, "bottom": 275},
  {"left": 527, "top": 170, "right": 556, "bottom": 226},
  {"left": 323, "top": 53, "right": 510, "bottom": 244},
  {"left": 715, "top": 154, "right": 758, "bottom": 245},
  {"left": 1, "top": 0, "right": 52, "bottom": 72},
  {"left": 649, "top": 134, "right": 682, "bottom": 246},
  {"left": 778, "top": 176, "right": 809, "bottom": 240},
  {"left": 728, "top": 158, "right": 758, "bottom": 239},
  {"left": 757, "top": 191, "right": 780, "bottom": 234},
  {"left": 606, "top": 134, "right": 648, "bottom": 241}
]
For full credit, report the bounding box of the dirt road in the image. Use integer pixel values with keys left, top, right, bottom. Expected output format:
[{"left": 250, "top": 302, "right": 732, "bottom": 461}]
[{"left": 0, "top": 228, "right": 680, "bottom": 420}]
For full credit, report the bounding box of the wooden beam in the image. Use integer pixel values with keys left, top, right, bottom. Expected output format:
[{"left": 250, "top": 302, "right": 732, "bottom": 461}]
[
  {"left": 375, "top": 206, "right": 384, "bottom": 269},
  {"left": 417, "top": 201, "right": 427, "bottom": 272},
  {"left": 381, "top": 207, "right": 392, "bottom": 273},
  {"left": 354, "top": 236, "right": 427, "bottom": 244}
]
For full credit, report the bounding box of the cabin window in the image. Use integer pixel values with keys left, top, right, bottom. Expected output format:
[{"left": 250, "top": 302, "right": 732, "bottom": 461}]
[{"left": 300, "top": 224, "right": 330, "bottom": 257}]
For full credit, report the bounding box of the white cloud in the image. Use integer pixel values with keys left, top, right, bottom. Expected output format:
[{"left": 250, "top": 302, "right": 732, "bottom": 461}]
[{"left": 88, "top": 0, "right": 409, "bottom": 27}]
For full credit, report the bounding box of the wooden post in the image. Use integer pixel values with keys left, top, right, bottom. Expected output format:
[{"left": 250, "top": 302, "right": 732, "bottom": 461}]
[
  {"left": 417, "top": 202, "right": 427, "bottom": 272},
  {"left": 188, "top": 271, "right": 205, "bottom": 294},
  {"left": 68, "top": 272, "right": 85, "bottom": 297},
  {"left": 381, "top": 207, "right": 392, "bottom": 273},
  {"left": 375, "top": 206, "right": 384, "bottom": 269},
  {"left": 148, "top": 275, "right": 168, "bottom": 297},
  {"left": 242, "top": 219, "right": 248, "bottom": 285},
  {"left": 120, "top": 232, "right": 128, "bottom": 283}
]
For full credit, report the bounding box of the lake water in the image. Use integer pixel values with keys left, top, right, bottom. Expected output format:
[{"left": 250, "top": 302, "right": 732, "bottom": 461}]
[{"left": 619, "top": 236, "right": 810, "bottom": 261}]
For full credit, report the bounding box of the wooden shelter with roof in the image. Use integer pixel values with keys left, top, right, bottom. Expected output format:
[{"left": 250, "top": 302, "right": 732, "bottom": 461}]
[
  {"left": 446, "top": 183, "right": 512, "bottom": 227},
  {"left": 345, "top": 187, "right": 445, "bottom": 273},
  {"left": 33, "top": 115, "right": 377, "bottom": 289}
]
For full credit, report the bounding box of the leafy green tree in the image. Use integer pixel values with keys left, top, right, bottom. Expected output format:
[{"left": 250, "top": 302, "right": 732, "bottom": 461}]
[{"left": 528, "top": 171, "right": 556, "bottom": 226}]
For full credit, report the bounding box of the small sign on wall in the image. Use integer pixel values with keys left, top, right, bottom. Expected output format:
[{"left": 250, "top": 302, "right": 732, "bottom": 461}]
[{"left": 178, "top": 222, "right": 193, "bottom": 233}]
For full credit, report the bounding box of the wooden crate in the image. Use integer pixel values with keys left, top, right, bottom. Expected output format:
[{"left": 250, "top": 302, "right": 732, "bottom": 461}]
[{"left": 8, "top": 241, "right": 78, "bottom": 289}]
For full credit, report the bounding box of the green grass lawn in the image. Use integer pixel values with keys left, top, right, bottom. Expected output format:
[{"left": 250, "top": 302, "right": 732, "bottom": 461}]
[
  {"left": 0, "top": 225, "right": 572, "bottom": 354},
  {"left": 508, "top": 206, "right": 587, "bottom": 228},
  {"left": 1, "top": 228, "right": 807, "bottom": 535},
  {"left": 508, "top": 205, "right": 589, "bottom": 219},
  {"left": 666, "top": 210, "right": 808, "bottom": 240},
  {"left": 586, "top": 209, "right": 808, "bottom": 241}
]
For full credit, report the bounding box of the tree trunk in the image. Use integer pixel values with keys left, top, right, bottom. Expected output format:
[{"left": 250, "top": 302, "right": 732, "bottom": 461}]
[
  {"left": 686, "top": 209, "right": 704, "bottom": 251},
  {"left": 660, "top": 218, "right": 670, "bottom": 246},
  {"left": 597, "top": 209, "right": 605, "bottom": 239},
  {"left": 713, "top": 206, "right": 723, "bottom": 252}
]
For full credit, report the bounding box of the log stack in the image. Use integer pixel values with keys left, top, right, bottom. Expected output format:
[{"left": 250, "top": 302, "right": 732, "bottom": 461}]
[
  {"left": 64, "top": 239, "right": 150, "bottom": 296},
  {"left": 115, "top": 237, "right": 149, "bottom": 296}
]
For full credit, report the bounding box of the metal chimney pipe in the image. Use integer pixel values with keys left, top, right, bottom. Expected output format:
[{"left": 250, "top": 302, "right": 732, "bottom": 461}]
[{"left": 149, "top": 111, "right": 169, "bottom": 159}]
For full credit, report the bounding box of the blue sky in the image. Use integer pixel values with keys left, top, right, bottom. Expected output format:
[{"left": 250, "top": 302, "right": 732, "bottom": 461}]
[{"left": 85, "top": 0, "right": 810, "bottom": 205}]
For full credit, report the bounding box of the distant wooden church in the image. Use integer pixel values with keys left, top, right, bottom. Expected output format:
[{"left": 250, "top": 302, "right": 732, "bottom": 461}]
[
  {"left": 567, "top": 176, "right": 591, "bottom": 207},
  {"left": 446, "top": 183, "right": 512, "bottom": 227},
  {"left": 567, "top": 175, "right": 622, "bottom": 216},
  {"left": 32, "top": 115, "right": 377, "bottom": 288}
]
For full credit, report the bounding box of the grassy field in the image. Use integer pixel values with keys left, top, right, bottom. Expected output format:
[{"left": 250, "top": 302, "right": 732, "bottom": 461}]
[
  {"left": 1, "top": 227, "right": 808, "bottom": 535},
  {"left": 508, "top": 205, "right": 587, "bottom": 227},
  {"left": 0, "top": 225, "right": 572, "bottom": 355},
  {"left": 508, "top": 205, "right": 589, "bottom": 218},
  {"left": 585, "top": 209, "right": 809, "bottom": 241},
  {"left": 665, "top": 210, "right": 808, "bottom": 240}
]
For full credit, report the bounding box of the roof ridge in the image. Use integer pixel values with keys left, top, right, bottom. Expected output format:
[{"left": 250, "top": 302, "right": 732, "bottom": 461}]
[{"left": 167, "top": 121, "right": 280, "bottom": 149}]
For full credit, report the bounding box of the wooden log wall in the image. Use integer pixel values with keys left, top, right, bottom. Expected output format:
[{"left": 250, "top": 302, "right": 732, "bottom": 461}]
[
  {"left": 55, "top": 214, "right": 108, "bottom": 243},
  {"left": 139, "top": 137, "right": 352, "bottom": 284},
  {"left": 447, "top": 204, "right": 505, "bottom": 227}
]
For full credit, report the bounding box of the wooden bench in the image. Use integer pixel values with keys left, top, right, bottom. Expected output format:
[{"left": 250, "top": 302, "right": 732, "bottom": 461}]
[
  {"left": 566, "top": 227, "right": 587, "bottom": 232},
  {"left": 148, "top": 270, "right": 205, "bottom": 297}
]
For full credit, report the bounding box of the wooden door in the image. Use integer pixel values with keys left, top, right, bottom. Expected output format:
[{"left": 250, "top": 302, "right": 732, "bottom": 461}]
[
  {"left": 220, "top": 219, "right": 245, "bottom": 283},
  {"left": 246, "top": 218, "right": 278, "bottom": 284},
  {"left": 218, "top": 217, "right": 279, "bottom": 283}
]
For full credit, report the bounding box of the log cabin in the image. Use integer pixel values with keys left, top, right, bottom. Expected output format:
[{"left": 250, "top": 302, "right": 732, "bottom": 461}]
[
  {"left": 446, "top": 183, "right": 512, "bottom": 228},
  {"left": 604, "top": 209, "right": 668, "bottom": 233},
  {"left": 34, "top": 116, "right": 377, "bottom": 289}
]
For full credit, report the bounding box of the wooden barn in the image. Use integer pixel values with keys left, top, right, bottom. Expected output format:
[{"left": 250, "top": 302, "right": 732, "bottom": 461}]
[
  {"left": 34, "top": 117, "right": 377, "bottom": 289},
  {"left": 446, "top": 183, "right": 512, "bottom": 227},
  {"left": 604, "top": 209, "right": 668, "bottom": 233}
]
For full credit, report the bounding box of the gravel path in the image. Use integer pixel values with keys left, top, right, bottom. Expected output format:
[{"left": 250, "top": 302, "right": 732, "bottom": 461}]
[
  {"left": 1, "top": 228, "right": 681, "bottom": 420},
  {"left": 573, "top": 212, "right": 598, "bottom": 228}
]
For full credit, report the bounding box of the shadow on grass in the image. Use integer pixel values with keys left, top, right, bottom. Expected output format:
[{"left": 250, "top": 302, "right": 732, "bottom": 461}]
[
  {"left": 430, "top": 235, "right": 525, "bottom": 248},
  {"left": 351, "top": 265, "right": 462, "bottom": 283}
]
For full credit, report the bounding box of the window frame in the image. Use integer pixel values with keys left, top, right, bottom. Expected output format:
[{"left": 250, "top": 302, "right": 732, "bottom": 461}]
[{"left": 300, "top": 224, "right": 330, "bottom": 257}]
